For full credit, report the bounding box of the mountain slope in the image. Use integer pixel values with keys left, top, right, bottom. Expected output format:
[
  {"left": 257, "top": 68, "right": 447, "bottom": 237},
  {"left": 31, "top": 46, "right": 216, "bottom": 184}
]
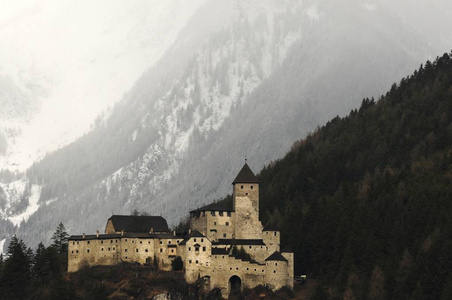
[
  {"left": 2, "top": 0, "right": 452, "bottom": 251},
  {"left": 249, "top": 53, "right": 452, "bottom": 299}
]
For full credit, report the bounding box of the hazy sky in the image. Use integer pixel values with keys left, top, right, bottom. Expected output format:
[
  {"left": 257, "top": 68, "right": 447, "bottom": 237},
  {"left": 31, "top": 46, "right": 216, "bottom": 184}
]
[{"left": 0, "top": 0, "right": 205, "bottom": 170}]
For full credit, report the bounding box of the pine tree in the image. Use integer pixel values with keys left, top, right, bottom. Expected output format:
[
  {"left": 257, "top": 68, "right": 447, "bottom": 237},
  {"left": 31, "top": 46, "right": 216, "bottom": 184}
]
[
  {"left": 1, "top": 236, "right": 32, "bottom": 299},
  {"left": 51, "top": 222, "right": 69, "bottom": 254}
]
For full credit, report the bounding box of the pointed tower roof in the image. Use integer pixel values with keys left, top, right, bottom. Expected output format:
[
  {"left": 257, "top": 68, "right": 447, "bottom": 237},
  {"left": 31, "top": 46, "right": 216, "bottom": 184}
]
[{"left": 232, "top": 163, "right": 259, "bottom": 184}]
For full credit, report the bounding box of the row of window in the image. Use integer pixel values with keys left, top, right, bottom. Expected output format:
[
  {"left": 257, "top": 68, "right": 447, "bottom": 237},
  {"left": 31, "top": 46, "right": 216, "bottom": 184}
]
[
  {"left": 240, "top": 185, "right": 254, "bottom": 189},
  {"left": 210, "top": 211, "right": 232, "bottom": 217},
  {"left": 188, "top": 246, "right": 206, "bottom": 252},
  {"left": 72, "top": 239, "right": 181, "bottom": 246}
]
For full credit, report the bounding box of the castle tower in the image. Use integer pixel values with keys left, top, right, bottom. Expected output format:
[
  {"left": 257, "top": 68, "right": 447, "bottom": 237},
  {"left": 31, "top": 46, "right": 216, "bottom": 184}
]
[{"left": 232, "top": 163, "right": 263, "bottom": 239}]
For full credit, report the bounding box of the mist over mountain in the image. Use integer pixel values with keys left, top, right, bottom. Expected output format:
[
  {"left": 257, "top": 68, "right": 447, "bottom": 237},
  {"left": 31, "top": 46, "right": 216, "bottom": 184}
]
[{"left": 1, "top": 0, "right": 452, "bottom": 250}]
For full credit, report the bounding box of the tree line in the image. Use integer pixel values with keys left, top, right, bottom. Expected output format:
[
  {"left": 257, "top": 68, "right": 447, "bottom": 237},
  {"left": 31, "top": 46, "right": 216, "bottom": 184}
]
[{"left": 0, "top": 223, "right": 76, "bottom": 300}]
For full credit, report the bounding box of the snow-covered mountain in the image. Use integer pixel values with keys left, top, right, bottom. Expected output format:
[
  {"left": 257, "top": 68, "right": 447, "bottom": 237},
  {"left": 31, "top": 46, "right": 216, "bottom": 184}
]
[
  {"left": 0, "top": 0, "right": 206, "bottom": 172},
  {"left": 2, "top": 0, "right": 452, "bottom": 251}
]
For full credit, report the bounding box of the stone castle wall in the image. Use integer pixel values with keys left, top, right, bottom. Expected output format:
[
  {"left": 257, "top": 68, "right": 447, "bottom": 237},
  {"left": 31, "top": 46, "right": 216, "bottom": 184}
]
[
  {"left": 190, "top": 211, "right": 235, "bottom": 241},
  {"left": 68, "top": 235, "right": 182, "bottom": 272},
  {"left": 233, "top": 183, "right": 263, "bottom": 239}
]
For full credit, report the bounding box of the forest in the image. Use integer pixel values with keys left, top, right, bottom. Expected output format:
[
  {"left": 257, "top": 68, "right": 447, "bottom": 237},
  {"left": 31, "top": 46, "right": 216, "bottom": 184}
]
[{"left": 206, "top": 52, "right": 452, "bottom": 299}]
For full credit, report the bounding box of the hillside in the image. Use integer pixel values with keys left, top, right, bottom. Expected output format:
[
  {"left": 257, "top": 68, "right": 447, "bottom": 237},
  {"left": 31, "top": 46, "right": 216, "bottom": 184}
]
[
  {"left": 2, "top": 0, "right": 452, "bottom": 251},
  {"left": 233, "top": 52, "right": 452, "bottom": 299}
]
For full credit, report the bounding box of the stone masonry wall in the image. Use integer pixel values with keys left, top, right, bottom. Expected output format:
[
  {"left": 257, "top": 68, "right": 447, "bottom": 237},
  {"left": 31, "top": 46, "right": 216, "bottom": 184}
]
[{"left": 233, "top": 183, "right": 263, "bottom": 239}]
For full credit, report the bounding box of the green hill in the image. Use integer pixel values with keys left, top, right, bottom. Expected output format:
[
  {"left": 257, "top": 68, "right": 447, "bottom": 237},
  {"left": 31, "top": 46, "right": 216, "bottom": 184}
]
[{"left": 216, "top": 52, "right": 452, "bottom": 299}]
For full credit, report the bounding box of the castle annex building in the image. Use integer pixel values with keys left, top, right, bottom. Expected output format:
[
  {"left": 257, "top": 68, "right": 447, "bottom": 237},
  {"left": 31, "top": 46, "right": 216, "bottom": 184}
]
[{"left": 68, "top": 163, "right": 294, "bottom": 294}]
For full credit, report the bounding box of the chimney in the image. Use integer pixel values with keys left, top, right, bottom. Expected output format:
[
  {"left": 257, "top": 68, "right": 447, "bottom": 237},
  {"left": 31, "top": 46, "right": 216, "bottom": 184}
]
[
  {"left": 82, "top": 233, "right": 85, "bottom": 239},
  {"left": 150, "top": 227, "right": 154, "bottom": 234},
  {"left": 121, "top": 230, "right": 124, "bottom": 236},
  {"left": 96, "top": 230, "right": 99, "bottom": 238},
  {"left": 173, "top": 230, "right": 176, "bottom": 236},
  {"left": 188, "top": 229, "right": 191, "bottom": 235}
]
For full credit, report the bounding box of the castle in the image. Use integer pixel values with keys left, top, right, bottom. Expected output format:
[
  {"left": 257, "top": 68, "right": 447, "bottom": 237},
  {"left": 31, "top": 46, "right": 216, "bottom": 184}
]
[{"left": 68, "top": 163, "right": 294, "bottom": 295}]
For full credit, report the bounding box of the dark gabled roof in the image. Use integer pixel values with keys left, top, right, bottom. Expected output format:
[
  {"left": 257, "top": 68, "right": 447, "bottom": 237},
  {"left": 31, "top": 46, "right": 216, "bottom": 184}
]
[
  {"left": 190, "top": 202, "right": 234, "bottom": 213},
  {"left": 107, "top": 215, "right": 169, "bottom": 233},
  {"left": 178, "top": 239, "right": 188, "bottom": 246},
  {"left": 263, "top": 220, "right": 279, "bottom": 231},
  {"left": 212, "top": 239, "right": 265, "bottom": 246},
  {"left": 212, "top": 247, "right": 230, "bottom": 255},
  {"left": 68, "top": 234, "right": 121, "bottom": 240},
  {"left": 232, "top": 163, "right": 259, "bottom": 184},
  {"left": 68, "top": 232, "right": 179, "bottom": 241},
  {"left": 265, "top": 251, "right": 288, "bottom": 262},
  {"left": 189, "top": 230, "right": 205, "bottom": 238}
]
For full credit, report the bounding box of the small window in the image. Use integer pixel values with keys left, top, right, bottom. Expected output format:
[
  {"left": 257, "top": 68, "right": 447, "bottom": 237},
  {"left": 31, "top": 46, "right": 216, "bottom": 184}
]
[
  {"left": 108, "top": 247, "right": 111, "bottom": 251},
  {"left": 189, "top": 260, "right": 192, "bottom": 264},
  {"left": 219, "top": 211, "right": 223, "bottom": 216},
  {"left": 211, "top": 211, "right": 215, "bottom": 216},
  {"left": 236, "top": 267, "right": 238, "bottom": 270},
  {"left": 136, "top": 249, "right": 139, "bottom": 253},
  {"left": 226, "top": 222, "right": 229, "bottom": 226},
  {"left": 113, "top": 247, "right": 115, "bottom": 250},
  {"left": 76, "top": 250, "right": 79, "bottom": 253},
  {"left": 168, "top": 240, "right": 171, "bottom": 244},
  {"left": 116, "top": 240, "right": 118, "bottom": 243},
  {"left": 203, "top": 247, "right": 206, "bottom": 251},
  {"left": 194, "top": 238, "right": 197, "bottom": 242},
  {"left": 275, "top": 263, "right": 278, "bottom": 266},
  {"left": 196, "top": 260, "right": 198, "bottom": 264},
  {"left": 195, "top": 245, "right": 200, "bottom": 251},
  {"left": 273, "top": 270, "right": 276, "bottom": 273},
  {"left": 125, "top": 256, "right": 128, "bottom": 259},
  {"left": 125, "top": 239, "right": 128, "bottom": 242},
  {"left": 249, "top": 246, "right": 252, "bottom": 249},
  {"left": 160, "top": 248, "right": 163, "bottom": 253},
  {"left": 87, "top": 241, "right": 90, "bottom": 244},
  {"left": 241, "top": 185, "right": 243, "bottom": 189},
  {"left": 189, "top": 247, "right": 191, "bottom": 251},
  {"left": 274, "top": 232, "right": 277, "bottom": 236},
  {"left": 71, "top": 250, "right": 74, "bottom": 254},
  {"left": 247, "top": 268, "right": 249, "bottom": 270},
  {"left": 246, "top": 193, "right": 248, "bottom": 195},
  {"left": 145, "top": 249, "right": 148, "bottom": 252},
  {"left": 72, "top": 242, "right": 75, "bottom": 245},
  {"left": 148, "top": 241, "right": 151, "bottom": 244},
  {"left": 77, "top": 241, "right": 79, "bottom": 245},
  {"left": 227, "top": 212, "right": 231, "bottom": 217},
  {"left": 214, "top": 221, "right": 216, "bottom": 226},
  {"left": 251, "top": 185, "right": 253, "bottom": 189},
  {"left": 111, "top": 240, "right": 113, "bottom": 243},
  {"left": 160, "top": 241, "right": 163, "bottom": 244},
  {"left": 132, "top": 240, "right": 135, "bottom": 244},
  {"left": 87, "top": 249, "right": 90, "bottom": 253},
  {"left": 223, "top": 234, "right": 226, "bottom": 238},
  {"left": 101, "top": 240, "right": 104, "bottom": 244},
  {"left": 125, "top": 249, "right": 128, "bottom": 252},
  {"left": 171, "top": 249, "right": 174, "bottom": 253},
  {"left": 140, "top": 241, "right": 142, "bottom": 244},
  {"left": 201, "top": 238, "right": 204, "bottom": 242}
]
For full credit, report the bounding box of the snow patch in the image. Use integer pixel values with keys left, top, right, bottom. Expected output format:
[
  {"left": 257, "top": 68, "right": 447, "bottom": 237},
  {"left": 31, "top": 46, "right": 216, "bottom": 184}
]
[
  {"left": 305, "top": 3, "right": 320, "bottom": 21},
  {"left": 8, "top": 184, "right": 42, "bottom": 227},
  {"left": 0, "top": 238, "right": 5, "bottom": 255}
]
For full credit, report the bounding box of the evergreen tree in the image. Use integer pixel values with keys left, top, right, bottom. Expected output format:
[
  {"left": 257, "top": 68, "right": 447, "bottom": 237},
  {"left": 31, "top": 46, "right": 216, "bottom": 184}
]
[
  {"left": 1, "top": 236, "right": 32, "bottom": 300},
  {"left": 51, "top": 222, "right": 69, "bottom": 254}
]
